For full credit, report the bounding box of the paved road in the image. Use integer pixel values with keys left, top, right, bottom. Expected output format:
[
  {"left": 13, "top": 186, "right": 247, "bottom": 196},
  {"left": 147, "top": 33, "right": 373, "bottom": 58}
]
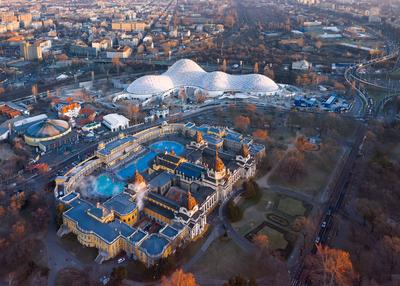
[{"left": 219, "top": 189, "right": 258, "bottom": 254}]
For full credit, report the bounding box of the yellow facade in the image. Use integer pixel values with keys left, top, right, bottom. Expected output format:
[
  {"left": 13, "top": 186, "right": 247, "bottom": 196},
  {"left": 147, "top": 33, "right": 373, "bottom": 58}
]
[
  {"left": 63, "top": 215, "right": 129, "bottom": 258},
  {"left": 152, "top": 155, "right": 187, "bottom": 173},
  {"left": 116, "top": 209, "right": 139, "bottom": 226},
  {"left": 136, "top": 242, "right": 173, "bottom": 266},
  {"left": 144, "top": 207, "right": 172, "bottom": 224}
]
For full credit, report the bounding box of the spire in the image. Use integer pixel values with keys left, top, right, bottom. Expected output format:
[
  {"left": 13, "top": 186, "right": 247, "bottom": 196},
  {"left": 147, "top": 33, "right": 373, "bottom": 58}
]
[
  {"left": 133, "top": 170, "right": 145, "bottom": 186},
  {"left": 214, "top": 149, "right": 225, "bottom": 172},
  {"left": 187, "top": 191, "right": 197, "bottom": 211},
  {"left": 196, "top": 131, "right": 203, "bottom": 143},
  {"left": 241, "top": 144, "right": 250, "bottom": 158}
]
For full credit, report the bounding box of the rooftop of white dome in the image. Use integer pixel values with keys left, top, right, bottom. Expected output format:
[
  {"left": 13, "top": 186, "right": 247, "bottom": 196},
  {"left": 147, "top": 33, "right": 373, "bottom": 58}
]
[
  {"left": 165, "top": 59, "right": 206, "bottom": 74},
  {"left": 126, "top": 75, "right": 174, "bottom": 95},
  {"left": 126, "top": 59, "right": 279, "bottom": 96}
]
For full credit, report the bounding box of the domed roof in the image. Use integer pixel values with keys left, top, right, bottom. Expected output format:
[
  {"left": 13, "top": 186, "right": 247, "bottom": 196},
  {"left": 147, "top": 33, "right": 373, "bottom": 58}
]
[
  {"left": 165, "top": 59, "right": 206, "bottom": 74},
  {"left": 214, "top": 150, "right": 225, "bottom": 172},
  {"left": 26, "top": 119, "right": 70, "bottom": 138},
  {"left": 241, "top": 144, "right": 250, "bottom": 158},
  {"left": 126, "top": 59, "right": 279, "bottom": 97},
  {"left": 203, "top": 71, "right": 230, "bottom": 91},
  {"left": 126, "top": 75, "right": 174, "bottom": 96},
  {"left": 196, "top": 131, "right": 203, "bottom": 143},
  {"left": 241, "top": 74, "right": 279, "bottom": 92},
  {"left": 187, "top": 191, "right": 197, "bottom": 211},
  {"left": 133, "top": 170, "right": 146, "bottom": 186}
]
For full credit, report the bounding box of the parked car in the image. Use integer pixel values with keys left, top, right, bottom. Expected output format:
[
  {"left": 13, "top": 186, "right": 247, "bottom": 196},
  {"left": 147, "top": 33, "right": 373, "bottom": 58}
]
[{"left": 117, "top": 257, "right": 125, "bottom": 264}]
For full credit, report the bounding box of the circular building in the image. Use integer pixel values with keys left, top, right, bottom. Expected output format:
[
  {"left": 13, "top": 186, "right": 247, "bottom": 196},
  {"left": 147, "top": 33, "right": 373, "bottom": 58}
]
[{"left": 24, "top": 119, "right": 71, "bottom": 146}]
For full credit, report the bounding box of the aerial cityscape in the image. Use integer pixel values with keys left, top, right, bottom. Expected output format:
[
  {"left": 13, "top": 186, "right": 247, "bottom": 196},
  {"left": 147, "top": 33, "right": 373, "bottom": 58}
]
[{"left": 0, "top": 0, "right": 399, "bottom": 285}]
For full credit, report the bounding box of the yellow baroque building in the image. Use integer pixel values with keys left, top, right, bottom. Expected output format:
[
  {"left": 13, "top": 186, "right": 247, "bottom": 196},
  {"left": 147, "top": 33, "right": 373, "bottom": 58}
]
[{"left": 58, "top": 192, "right": 186, "bottom": 266}]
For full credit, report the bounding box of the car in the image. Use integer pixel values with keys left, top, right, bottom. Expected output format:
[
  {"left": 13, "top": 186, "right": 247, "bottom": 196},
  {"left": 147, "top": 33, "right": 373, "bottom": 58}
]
[
  {"left": 117, "top": 257, "right": 125, "bottom": 264},
  {"left": 100, "top": 276, "right": 110, "bottom": 285},
  {"left": 321, "top": 221, "right": 327, "bottom": 228},
  {"left": 315, "top": 236, "right": 321, "bottom": 244}
]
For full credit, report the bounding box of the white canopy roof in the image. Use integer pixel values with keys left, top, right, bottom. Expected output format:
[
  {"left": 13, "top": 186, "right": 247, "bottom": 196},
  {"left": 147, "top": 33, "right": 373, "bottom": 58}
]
[{"left": 126, "top": 59, "right": 279, "bottom": 99}]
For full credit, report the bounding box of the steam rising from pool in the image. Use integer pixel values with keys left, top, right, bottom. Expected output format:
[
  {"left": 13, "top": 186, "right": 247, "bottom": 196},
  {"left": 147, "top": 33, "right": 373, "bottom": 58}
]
[{"left": 78, "top": 175, "right": 124, "bottom": 198}]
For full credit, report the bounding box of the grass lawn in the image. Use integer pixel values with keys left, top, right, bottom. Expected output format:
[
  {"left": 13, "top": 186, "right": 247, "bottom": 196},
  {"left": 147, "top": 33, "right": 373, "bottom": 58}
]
[
  {"left": 191, "top": 239, "right": 267, "bottom": 280},
  {"left": 59, "top": 233, "right": 98, "bottom": 263},
  {"left": 276, "top": 196, "right": 307, "bottom": 217},
  {"left": 258, "top": 226, "right": 288, "bottom": 250},
  {"left": 233, "top": 191, "right": 277, "bottom": 236},
  {"left": 269, "top": 146, "right": 343, "bottom": 197},
  {"left": 366, "top": 87, "right": 390, "bottom": 102}
]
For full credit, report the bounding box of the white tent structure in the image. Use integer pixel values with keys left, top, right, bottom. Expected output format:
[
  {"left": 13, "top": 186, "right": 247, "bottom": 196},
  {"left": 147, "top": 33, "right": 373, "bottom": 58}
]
[
  {"left": 124, "top": 59, "right": 279, "bottom": 101},
  {"left": 103, "top": 113, "right": 130, "bottom": 132}
]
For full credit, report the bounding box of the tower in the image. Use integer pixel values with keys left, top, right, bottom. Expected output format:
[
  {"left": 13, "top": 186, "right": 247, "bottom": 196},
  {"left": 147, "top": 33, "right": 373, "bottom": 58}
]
[
  {"left": 196, "top": 131, "right": 203, "bottom": 144},
  {"left": 214, "top": 149, "right": 225, "bottom": 173},
  {"left": 133, "top": 170, "right": 146, "bottom": 186},
  {"left": 187, "top": 191, "right": 197, "bottom": 211},
  {"left": 241, "top": 144, "right": 250, "bottom": 158}
]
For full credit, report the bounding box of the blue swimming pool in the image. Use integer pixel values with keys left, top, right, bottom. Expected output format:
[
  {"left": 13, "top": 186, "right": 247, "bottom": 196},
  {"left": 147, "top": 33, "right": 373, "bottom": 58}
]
[
  {"left": 93, "top": 174, "right": 125, "bottom": 197},
  {"left": 93, "top": 140, "right": 185, "bottom": 196},
  {"left": 116, "top": 151, "right": 157, "bottom": 180},
  {"left": 149, "top": 140, "right": 185, "bottom": 155},
  {"left": 116, "top": 140, "right": 185, "bottom": 180}
]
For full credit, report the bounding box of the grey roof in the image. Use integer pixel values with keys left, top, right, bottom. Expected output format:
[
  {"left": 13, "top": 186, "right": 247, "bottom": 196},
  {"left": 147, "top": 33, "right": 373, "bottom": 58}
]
[
  {"left": 176, "top": 162, "right": 204, "bottom": 179},
  {"left": 224, "top": 131, "right": 242, "bottom": 143},
  {"left": 171, "top": 221, "right": 185, "bottom": 230},
  {"left": 139, "top": 233, "right": 170, "bottom": 257},
  {"left": 60, "top": 192, "right": 79, "bottom": 204},
  {"left": 203, "top": 134, "right": 223, "bottom": 145},
  {"left": 145, "top": 200, "right": 176, "bottom": 220},
  {"left": 64, "top": 199, "right": 135, "bottom": 244},
  {"left": 25, "top": 119, "right": 70, "bottom": 138},
  {"left": 98, "top": 137, "right": 135, "bottom": 156},
  {"left": 147, "top": 192, "right": 180, "bottom": 211},
  {"left": 103, "top": 192, "right": 137, "bottom": 216},
  {"left": 87, "top": 207, "right": 106, "bottom": 219},
  {"left": 129, "top": 228, "right": 148, "bottom": 244},
  {"left": 148, "top": 172, "right": 175, "bottom": 189},
  {"left": 160, "top": 225, "right": 179, "bottom": 239},
  {"left": 190, "top": 186, "right": 215, "bottom": 205}
]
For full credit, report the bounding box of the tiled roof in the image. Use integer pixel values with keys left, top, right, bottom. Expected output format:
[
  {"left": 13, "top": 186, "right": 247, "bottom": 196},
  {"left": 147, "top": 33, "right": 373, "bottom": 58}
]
[{"left": 103, "top": 192, "right": 137, "bottom": 216}]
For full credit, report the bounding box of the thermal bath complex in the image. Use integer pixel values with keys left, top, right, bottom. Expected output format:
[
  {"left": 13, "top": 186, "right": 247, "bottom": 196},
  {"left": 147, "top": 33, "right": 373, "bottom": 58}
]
[{"left": 55, "top": 122, "right": 265, "bottom": 266}]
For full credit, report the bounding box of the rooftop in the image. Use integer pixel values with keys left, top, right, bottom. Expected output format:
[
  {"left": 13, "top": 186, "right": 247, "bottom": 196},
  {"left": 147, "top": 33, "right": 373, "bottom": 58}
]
[
  {"left": 140, "top": 233, "right": 170, "bottom": 257},
  {"left": 64, "top": 199, "right": 135, "bottom": 244},
  {"left": 160, "top": 225, "right": 179, "bottom": 239},
  {"left": 103, "top": 192, "right": 137, "bottom": 216},
  {"left": 98, "top": 136, "right": 135, "bottom": 156}
]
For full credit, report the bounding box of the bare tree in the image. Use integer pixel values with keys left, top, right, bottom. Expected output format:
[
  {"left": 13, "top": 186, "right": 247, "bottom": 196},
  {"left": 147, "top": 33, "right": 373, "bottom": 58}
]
[
  {"left": 161, "top": 269, "right": 198, "bottom": 286},
  {"left": 305, "top": 244, "right": 357, "bottom": 286}
]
